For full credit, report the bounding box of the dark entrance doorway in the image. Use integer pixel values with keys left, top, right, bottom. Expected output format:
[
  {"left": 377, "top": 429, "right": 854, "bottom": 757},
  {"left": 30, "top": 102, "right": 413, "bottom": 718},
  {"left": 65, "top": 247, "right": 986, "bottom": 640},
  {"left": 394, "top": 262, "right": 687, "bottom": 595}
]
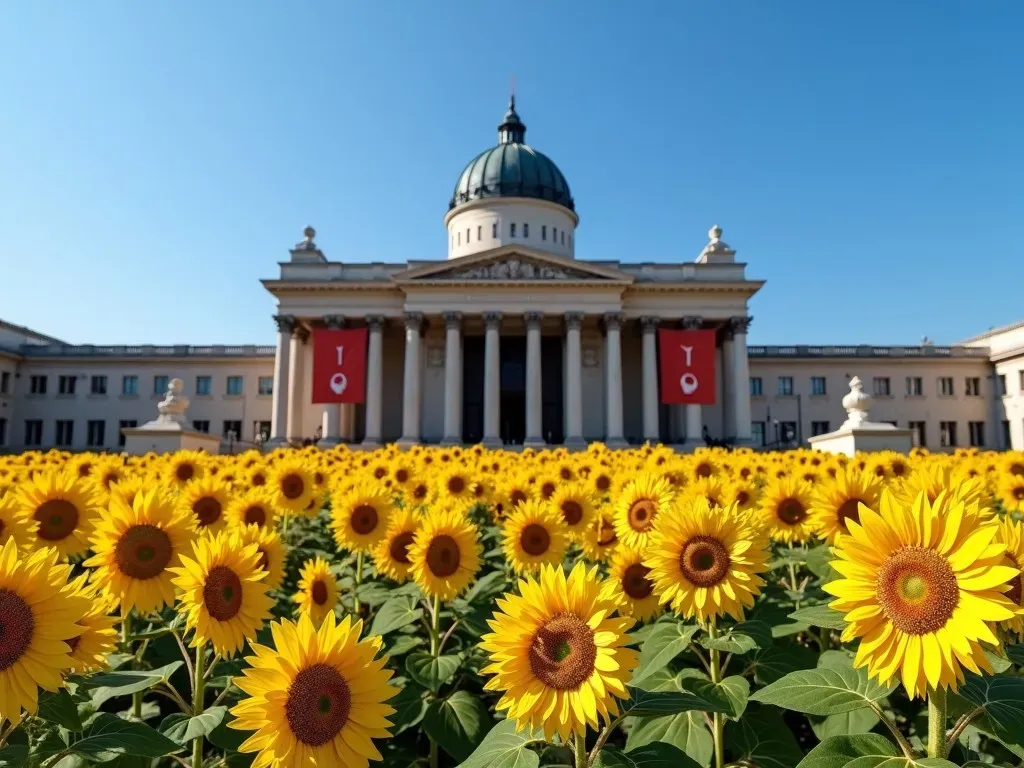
[
  {"left": 500, "top": 337, "right": 526, "bottom": 445},
  {"left": 462, "top": 337, "right": 484, "bottom": 443}
]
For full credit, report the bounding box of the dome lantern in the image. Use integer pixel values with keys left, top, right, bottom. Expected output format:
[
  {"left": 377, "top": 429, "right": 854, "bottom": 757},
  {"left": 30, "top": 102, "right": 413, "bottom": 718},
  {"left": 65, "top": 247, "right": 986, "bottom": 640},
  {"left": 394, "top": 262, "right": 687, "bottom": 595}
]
[{"left": 497, "top": 94, "right": 526, "bottom": 145}]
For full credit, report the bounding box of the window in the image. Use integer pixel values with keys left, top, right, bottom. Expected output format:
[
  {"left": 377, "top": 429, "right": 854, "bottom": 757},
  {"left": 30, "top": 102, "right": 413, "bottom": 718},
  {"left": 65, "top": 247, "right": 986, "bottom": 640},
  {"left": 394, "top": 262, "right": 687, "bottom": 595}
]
[
  {"left": 196, "top": 376, "right": 212, "bottom": 396},
  {"left": 118, "top": 420, "right": 137, "bottom": 447},
  {"left": 58, "top": 376, "right": 76, "bottom": 395},
  {"left": 0, "top": 418, "right": 6, "bottom": 446},
  {"left": 998, "top": 374, "right": 1007, "bottom": 396},
  {"left": 751, "top": 421, "right": 766, "bottom": 446},
  {"left": 86, "top": 420, "right": 106, "bottom": 447},
  {"left": 29, "top": 375, "right": 47, "bottom": 395},
  {"left": 811, "top": 420, "right": 831, "bottom": 436},
  {"left": 510, "top": 223, "right": 516, "bottom": 238},
  {"left": 192, "top": 420, "right": 210, "bottom": 433},
  {"left": 55, "top": 420, "right": 74, "bottom": 447},
  {"left": 749, "top": 377, "right": 763, "bottom": 397},
  {"left": 780, "top": 421, "right": 797, "bottom": 443},
  {"left": 476, "top": 225, "right": 481, "bottom": 241},
  {"left": 939, "top": 421, "right": 958, "bottom": 448},
  {"left": 1020, "top": 370, "right": 1024, "bottom": 391},
  {"left": 968, "top": 421, "right": 985, "bottom": 447},
  {"left": 1003, "top": 420, "right": 1012, "bottom": 449},
  {"left": 154, "top": 375, "right": 169, "bottom": 395},
  {"left": 909, "top": 421, "right": 927, "bottom": 447},
  {"left": 569, "top": 234, "right": 573, "bottom": 249},
  {"left": 24, "top": 420, "right": 42, "bottom": 446},
  {"left": 90, "top": 375, "right": 107, "bottom": 395},
  {"left": 465, "top": 227, "right": 470, "bottom": 244},
  {"left": 561, "top": 231, "right": 565, "bottom": 245},
  {"left": 492, "top": 222, "right": 497, "bottom": 238},
  {"left": 938, "top": 376, "right": 954, "bottom": 396},
  {"left": 258, "top": 376, "right": 273, "bottom": 395},
  {"left": 777, "top": 376, "right": 794, "bottom": 396},
  {"left": 254, "top": 421, "right": 271, "bottom": 442},
  {"left": 122, "top": 375, "right": 138, "bottom": 396},
  {"left": 523, "top": 223, "right": 529, "bottom": 238},
  {"left": 904, "top": 376, "right": 922, "bottom": 396},
  {"left": 553, "top": 226, "right": 558, "bottom": 242},
  {"left": 456, "top": 231, "right": 460, "bottom": 245},
  {"left": 223, "top": 420, "right": 242, "bottom": 439},
  {"left": 226, "top": 376, "right": 244, "bottom": 396},
  {"left": 965, "top": 377, "right": 981, "bottom": 396},
  {"left": 542, "top": 225, "right": 547, "bottom": 241},
  {"left": 0, "top": 371, "right": 9, "bottom": 394},
  {"left": 873, "top": 377, "right": 891, "bottom": 396},
  {"left": 810, "top": 376, "right": 827, "bottom": 396}
]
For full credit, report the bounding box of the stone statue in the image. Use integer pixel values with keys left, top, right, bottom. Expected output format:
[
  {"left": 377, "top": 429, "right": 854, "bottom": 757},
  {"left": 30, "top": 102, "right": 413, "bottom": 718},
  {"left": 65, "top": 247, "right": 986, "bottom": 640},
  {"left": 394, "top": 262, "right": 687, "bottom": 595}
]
[
  {"left": 448, "top": 258, "right": 584, "bottom": 280},
  {"left": 840, "top": 376, "right": 872, "bottom": 428},
  {"left": 294, "top": 226, "right": 318, "bottom": 251},
  {"left": 155, "top": 378, "right": 190, "bottom": 427}
]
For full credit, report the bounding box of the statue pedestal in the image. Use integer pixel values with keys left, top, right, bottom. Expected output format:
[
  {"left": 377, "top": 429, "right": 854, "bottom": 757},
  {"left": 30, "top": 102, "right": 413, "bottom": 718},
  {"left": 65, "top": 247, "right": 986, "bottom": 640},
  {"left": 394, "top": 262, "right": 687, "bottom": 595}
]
[
  {"left": 122, "top": 425, "right": 222, "bottom": 456},
  {"left": 808, "top": 375, "right": 913, "bottom": 457}
]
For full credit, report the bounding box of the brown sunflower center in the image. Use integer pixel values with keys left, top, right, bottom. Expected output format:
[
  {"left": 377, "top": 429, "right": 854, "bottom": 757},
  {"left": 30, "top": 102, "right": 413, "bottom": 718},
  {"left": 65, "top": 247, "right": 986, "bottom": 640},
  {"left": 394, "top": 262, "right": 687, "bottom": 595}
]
[
  {"left": 876, "top": 546, "right": 959, "bottom": 635},
  {"left": 281, "top": 473, "right": 305, "bottom": 500},
  {"left": 115, "top": 524, "right": 173, "bottom": 579},
  {"left": 510, "top": 490, "right": 528, "bottom": 507},
  {"left": 351, "top": 504, "right": 379, "bottom": 536},
  {"left": 679, "top": 535, "right": 731, "bottom": 587},
  {"left": 735, "top": 490, "right": 750, "bottom": 506},
  {"left": 192, "top": 497, "right": 222, "bottom": 528},
  {"left": 596, "top": 475, "right": 611, "bottom": 492},
  {"left": 447, "top": 476, "right": 465, "bottom": 494},
  {"left": 395, "top": 468, "right": 409, "bottom": 484},
  {"left": 776, "top": 498, "right": 807, "bottom": 525},
  {"left": 695, "top": 462, "right": 712, "bottom": 478},
  {"left": 520, "top": 523, "right": 551, "bottom": 557},
  {"left": 389, "top": 531, "right": 415, "bottom": 564},
  {"left": 77, "top": 462, "right": 93, "bottom": 478},
  {"left": 1011, "top": 463, "right": 1024, "bottom": 477},
  {"left": 597, "top": 521, "right": 617, "bottom": 547},
  {"left": 0, "top": 589, "right": 34, "bottom": 671},
  {"left": 373, "top": 467, "right": 387, "bottom": 480},
  {"left": 622, "top": 563, "right": 654, "bottom": 600},
  {"left": 311, "top": 580, "right": 329, "bottom": 605},
  {"left": 836, "top": 498, "right": 864, "bottom": 530},
  {"left": 0, "top": 520, "right": 5, "bottom": 539},
  {"left": 541, "top": 482, "right": 556, "bottom": 500},
  {"left": 1007, "top": 557, "right": 1023, "bottom": 607},
  {"left": 528, "top": 613, "right": 597, "bottom": 690},
  {"left": 285, "top": 663, "right": 352, "bottom": 746},
  {"left": 413, "top": 483, "right": 429, "bottom": 500},
  {"left": 175, "top": 464, "right": 195, "bottom": 482},
  {"left": 243, "top": 505, "right": 267, "bottom": 527},
  {"left": 203, "top": 566, "right": 243, "bottom": 622},
  {"left": 252, "top": 472, "right": 266, "bottom": 486},
  {"left": 560, "top": 467, "right": 573, "bottom": 480},
  {"left": 34, "top": 499, "right": 79, "bottom": 541},
  {"left": 426, "top": 534, "right": 461, "bottom": 578},
  {"left": 1014, "top": 487, "right": 1024, "bottom": 502},
  {"left": 257, "top": 549, "right": 270, "bottom": 573},
  {"left": 627, "top": 499, "right": 657, "bottom": 532},
  {"left": 560, "top": 500, "right": 584, "bottom": 526}
]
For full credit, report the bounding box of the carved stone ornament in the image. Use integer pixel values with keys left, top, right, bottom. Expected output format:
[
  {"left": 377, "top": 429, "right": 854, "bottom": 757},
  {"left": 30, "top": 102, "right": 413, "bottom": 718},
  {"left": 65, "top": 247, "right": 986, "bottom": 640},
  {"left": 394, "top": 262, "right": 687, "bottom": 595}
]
[
  {"left": 366, "top": 315, "right": 386, "bottom": 332},
  {"left": 273, "top": 314, "right": 296, "bottom": 334},
  {"left": 524, "top": 311, "right": 544, "bottom": 329},
  {"left": 603, "top": 313, "right": 623, "bottom": 332},
  {"left": 155, "top": 379, "right": 189, "bottom": 427},
  {"left": 404, "top": 312, "right": 424, "bottom": 331},
  {"left": 426, "top": 346, "right": 445, "bottom": 367},
  {"left": 681, "top": 316, "right": 704, "bottom": 330},
  {"left": 565, "top": 312, "right": 584, "bottom": 331},
  {"left": 443, "top": 257, "right": 596, "bottom": 281},
  {"left": 443, "top": 312, "right": 462, "bottom": 330},
  {"left": 582, "top": 348, "right": 599, "bottom": 367},
  {"left": 294, "top": 226, "right": 318, "bottom": 251},
  {"left": 483, "top": 312, "right": 502, "bottom": 329},
  {"left": 640, "top": 316, "right": 660, "bottom": 332},
  {"left": 323, "top": 315, "right": 346, "bottom": 330},
  {"left": 699, "top": 224, "right": 736, "bottom": 258},
  {"left": 841, "top": 376, "right": 873, "bottom": 427},
  {"left": 729, "top": 316, "right": 753, "bottom": 335}
]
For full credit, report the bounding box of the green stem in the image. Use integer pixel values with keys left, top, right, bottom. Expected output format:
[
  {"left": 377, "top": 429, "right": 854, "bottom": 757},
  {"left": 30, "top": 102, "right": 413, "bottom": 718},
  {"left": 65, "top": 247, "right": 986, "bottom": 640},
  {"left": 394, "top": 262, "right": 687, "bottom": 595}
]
[
  {"left": 927, "top": 686, "right": 948, "bottom": 759},
  {"left": 121, "top": 610, "right": 143, "bottom": 718},
  {"left": 708, "top": 623, "right": 724, "bottom": 768},
  {"left": 428, "top": 595, "right": 442, "bottom": 768},
  {"left": 574, "top": 732, "right": 587, "bottom": 768},
  {"left": 280, "top": 513, "right": 290, "bottom": 540},
  {"left": 193, "top": 643, "right": 207, "bottom": 768},
  {"left": 354, "top": 552, "right": 364, "bottom": 615},
  {"left": 788, "top": 561, "right": 801, "bottom": 608}
]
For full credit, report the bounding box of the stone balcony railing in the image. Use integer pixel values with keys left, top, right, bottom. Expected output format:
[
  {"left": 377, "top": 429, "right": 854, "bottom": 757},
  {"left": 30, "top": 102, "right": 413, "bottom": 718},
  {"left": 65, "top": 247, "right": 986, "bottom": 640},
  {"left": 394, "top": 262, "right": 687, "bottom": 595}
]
[
  {"left": 11, "top": 344, "right": 276, "bottom": 358},
  {"left": 747, "top": 345, "right": 991, "bottom": 358}
]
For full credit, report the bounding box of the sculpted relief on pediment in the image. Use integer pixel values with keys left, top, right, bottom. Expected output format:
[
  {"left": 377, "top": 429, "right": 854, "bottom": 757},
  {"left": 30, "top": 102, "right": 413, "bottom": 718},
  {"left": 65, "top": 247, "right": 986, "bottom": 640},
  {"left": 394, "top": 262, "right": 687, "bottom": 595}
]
[{"left": 441, "top": 258, "right": 598, "bottom": 281}]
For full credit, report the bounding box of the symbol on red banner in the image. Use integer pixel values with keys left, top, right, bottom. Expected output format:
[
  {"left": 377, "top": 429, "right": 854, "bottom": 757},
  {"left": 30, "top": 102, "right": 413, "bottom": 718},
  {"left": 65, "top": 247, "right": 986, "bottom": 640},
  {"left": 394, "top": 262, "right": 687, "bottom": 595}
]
[
  {"left": 658, "top": 328, "right": 717, "bottom": 405},
  {"left": 311, "top": 328, "right": 368, "bottom": 404}
]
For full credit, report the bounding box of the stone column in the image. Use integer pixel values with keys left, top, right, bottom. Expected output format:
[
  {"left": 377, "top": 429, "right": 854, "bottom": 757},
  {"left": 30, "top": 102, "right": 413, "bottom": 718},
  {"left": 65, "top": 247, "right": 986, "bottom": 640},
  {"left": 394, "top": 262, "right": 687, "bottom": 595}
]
[
  {"left": 640, "top": 316, "right": 660, "bottom": 444},
  {"left": 731, "top": 316, "right": 753, "bottom": 444},
  {"left": 442, "top": 312, "right": 463, "bottom": 445},
  {"left": 362, "top": 316, "right": 385, "bottom": 447},
  {"left": 268, "top": 315, "right": 294, "bottom": 446},
  {"left": 398, "top": 312, "right": 424, "bottom": 447},
  {"left": 286, "top": 324, "right": 308, "bottom": 443},
  {"left": 319, "top": 315, "right": 345, "bottom": 446},
  {"left": 524, "top": 312, "right": 545, "bottom": 447},
  {"left": 482, "top": 312, "right": 502, "bottom": 448},
  {"left": 603, "top": 313, "right": 626, "bottom": 448},
  {"left": 681, "top": 316, "right": 704, "bottom": 449},
  {"left": 721, "top": 325, "right": 735, "bottom": 440},
  {"left": 564, "top": 312, "right": 585, "bottom": 449}
]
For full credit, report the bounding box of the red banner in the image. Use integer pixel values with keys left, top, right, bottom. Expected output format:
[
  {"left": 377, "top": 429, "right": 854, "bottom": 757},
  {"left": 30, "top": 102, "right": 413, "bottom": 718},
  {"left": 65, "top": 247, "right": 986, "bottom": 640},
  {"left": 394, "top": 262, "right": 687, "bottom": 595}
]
[
  {"left": 658, "top": 329, "right": 717, "bottom": 405},
  {"left": 311, "top": 328, "right": 368, "bottom": 403}
]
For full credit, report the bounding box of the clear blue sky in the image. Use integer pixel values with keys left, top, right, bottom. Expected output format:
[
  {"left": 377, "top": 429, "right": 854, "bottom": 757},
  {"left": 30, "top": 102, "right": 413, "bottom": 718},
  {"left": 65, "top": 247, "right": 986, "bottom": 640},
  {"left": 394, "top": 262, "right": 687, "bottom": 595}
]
[{"left": 1, "top": 3, "right": 1021, "bottom": 346}]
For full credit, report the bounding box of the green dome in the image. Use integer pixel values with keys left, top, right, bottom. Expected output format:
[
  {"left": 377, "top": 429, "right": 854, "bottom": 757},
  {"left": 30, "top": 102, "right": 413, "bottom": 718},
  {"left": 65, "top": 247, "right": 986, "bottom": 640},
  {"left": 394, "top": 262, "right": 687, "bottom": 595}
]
[{"left": 449, "top": 97, "right": 575, "bottom": 213}]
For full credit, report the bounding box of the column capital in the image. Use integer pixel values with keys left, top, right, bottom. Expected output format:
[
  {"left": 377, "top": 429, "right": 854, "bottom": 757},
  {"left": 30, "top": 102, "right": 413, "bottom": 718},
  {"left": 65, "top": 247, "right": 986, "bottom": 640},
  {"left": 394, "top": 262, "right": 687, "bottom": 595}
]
[
  {"left": 603, "top": 312, "right": 624, "bottom": 332},
  {"left": 640, "top": 315, "right": 660, "bottom": 332},
  {"left": 366, "top": 315, "right": 386, "bottom": 332},
  {"left": 729, "top": 315, "right": 753, "bottom": 335},
  {"left": 524, "top": 311, "right": 544, "bottom": 330},
  {"left": 292, "top": 325, "right": 310, "bottom": 343},
  {"left": 483, "top": 311, "right": 502, "bottom": 330},
  {"left": 680, "top": 315, "right": 704, "bottom": 330},
  {"left": 443, "top": 311, "right": 462, "bottom": 330},
  {"left": 564, "top": 312, "right": 584, "bottom": 331},
  {"left": 273, "top": 314, "right": 296, "bottom": 334},
  {"left": 323, "top": 315, "right": 346, "bottom": 330},
  {"left": 404, "top": 311, "right": 424, "bottom": 331}
]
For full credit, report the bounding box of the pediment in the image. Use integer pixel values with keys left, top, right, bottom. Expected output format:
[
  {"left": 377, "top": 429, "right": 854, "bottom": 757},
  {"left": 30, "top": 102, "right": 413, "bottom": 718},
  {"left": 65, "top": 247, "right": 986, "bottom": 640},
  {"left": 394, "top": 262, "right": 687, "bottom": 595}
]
[{"left": 392, "top": 246, "right": 634, "bottom": 283}]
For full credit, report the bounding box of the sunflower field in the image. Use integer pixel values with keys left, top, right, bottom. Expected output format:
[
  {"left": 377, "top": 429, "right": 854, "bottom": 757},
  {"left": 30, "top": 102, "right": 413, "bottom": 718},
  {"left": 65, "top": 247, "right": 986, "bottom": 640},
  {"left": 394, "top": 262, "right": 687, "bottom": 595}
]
[{"left": 1, "top": 445, "right": 1024, "bottom": 768}]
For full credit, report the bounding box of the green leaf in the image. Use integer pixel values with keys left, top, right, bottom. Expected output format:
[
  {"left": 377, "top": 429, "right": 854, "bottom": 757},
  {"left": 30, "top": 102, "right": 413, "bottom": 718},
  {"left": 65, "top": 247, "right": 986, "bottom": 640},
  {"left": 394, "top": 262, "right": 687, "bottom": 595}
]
[
  {"left": 423, "top": 691, "right": 491, "bottom": 762},
  {"left": 625, "top": 669, "right": 713, "bottom": 766},
  {"left": 385, "top": 633, "right": 421, "bottom": 657},
  {"left": 406, "top": 651, "right": 461, "bottom": 693},
  {"left": 208, "top": 716, "right": 248, "bottom": 753},
  {"left": 699, "top": 621, "right": 771, "bottom": 654},
  {"left": 752, "top": 643, "right": 818, "bottom": 685},
  {"left": 630, "top": 621, "right": 699, "bottom": 687},
  {"left": 726, "top": 707, "right": 803, "bottom": 768},
  {"left": 354, "top": 580, "right": 392, "bottom": 607},
  {"left": 37, "top": 713, "right": 181, "bottom": 762},
  {"left": 594, "top": 743, "right": 703, "bottom": 768},
  {"left": 456, "top": 718, "right": 543, "bottom": 768},
  {"left": 37, "top": 689, "right": 84, "bottom": 731},
  {"left": 811, "top": 708, "right": 881, "bottom": 741},
  {"left": 370, "top": 595, "right": 424, "bottom": 637},
  {"left": 389, "top": 682, "right": 429, "bottom": 735},
  {"left": 0, "top": 745, "right": 27, "bottom": 768},
  {"left": 458, "top": 569, "right": 508, "bottom": 606},
  {"left": 622, "top": 679, "right": 730, "bottom": 718},
  {"left": 750, "top": 665, "right": 894, "bottom": 715},
  {"left": 718, "top": 676, "right": 749, "bottom": 720},
  {"left": 160, "top": 706, "right": 227, "bottom": 745},
  {"left": 788, "top": 604, "right": 847, "bottom": 630},
  {"left": 806, "top": 544, "right": 838, "bottom": 580},
  {"left": 1004, "top": 643, "right": 1024, "bottom": 666},
  {"left": 83, "top": 661, "right": 184, "bottom": 707},
  {"left": 957, "top": 674, "right": 1024, "bottom": 751},
  {"left": 796, "top": 734, "right": 958, "bottom": 767}
]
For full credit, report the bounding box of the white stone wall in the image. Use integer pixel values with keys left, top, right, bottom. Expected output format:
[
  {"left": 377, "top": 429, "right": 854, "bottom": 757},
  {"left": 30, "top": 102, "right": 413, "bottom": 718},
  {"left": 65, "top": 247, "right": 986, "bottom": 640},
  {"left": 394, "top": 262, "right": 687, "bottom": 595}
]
[{"left": 446, "top": 199, "right": 577, "bottom": 260}]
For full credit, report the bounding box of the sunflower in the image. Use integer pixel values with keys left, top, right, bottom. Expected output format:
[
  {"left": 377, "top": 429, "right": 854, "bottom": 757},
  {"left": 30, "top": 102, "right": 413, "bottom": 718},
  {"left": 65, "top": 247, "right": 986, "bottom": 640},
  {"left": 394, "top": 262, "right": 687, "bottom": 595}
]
[
  {"left": 245, "top": 462, "right": 270, "bottom": 489},
  {"left": 108, "top": 474, "right": 150, "bottom": 510},
  {"left": 480, "top": 562, "right": 639, "bottom": 741},
  {"left": 0, "top": 492, "right": 37, "bottom": 550},
  {"left": 0, "top": 537, "right": 88, "bottom": 721},
  {"left": 724, "top": 478, "right": 759, "bottom": 514},
  {"left": 408, "top": 507, "right": 481, "bottom": 601},
  {"left": 179, "top": 476, "right": 232, "bottom": 533},
  {"left": 14, "top": 469, "right": 101, "bottom": 558},
  {"left": 613, "top": 473, "right": 675, "bottom": 551},
  {"left": 228, "top": 612, "right": 398, "bottom": 768},
  {"left": 757, "top": 475, "right": 817, "bottom": 544},
  {"left": 225, "top": 487, "right": 278, "bottom": 531},
  {"left": 549, "top": 483, "right": 596, "bottom": 540},
  {"left": 330, "top": 482, "right": 394, "bottom": 554},
  {"left": 86, "top": 487, "right": 196, "bottom": 613},
  {"left": 645, "top": 496, "right": 769, "bottom": 624},
  {"left": 826, "top": 488, "right": 1018, "bottom": 698},
  {"left": 581, "top": 511, "right": 619, "bottom": 563},
  {"left": 437, "top": 466, "right": 474, "bottom": 502},
  {"left": 171, "top": 531, "right": 274, "bottom": 658},
  {"left": 502, "top": 500, "right": 569, "bottom": 575},
  {"left": 90, "top": 456, "right": 128, "bottom": 497},
  {"left": 606, "top": 546, "right": 663, "bottom": 622},
  {"left": 66, "top": 575, "right": 119, "bottom": 673},
  {"left": 166, "top": 450, "right": 208, "bottom": 486},
  {"left": 997, "top": 516, "right": 1024, "bottom": 637},
  {"left": 294, "top": 557, "right": 339, "bottom": 627},
  {"left": 371, "top": 509, "right": 419, "bottom": 583},
  {"left": 686, "top": 475, "right": 728, "bottom": 509},
  {"left": 998, "top": 473, "right": 1024, "bottom": 515},
  {"left": 270, "top": 457, "right": 316, "bottom": 514},
  {"left": 810, "top": 468, "right": 884, "bottom": 544}
]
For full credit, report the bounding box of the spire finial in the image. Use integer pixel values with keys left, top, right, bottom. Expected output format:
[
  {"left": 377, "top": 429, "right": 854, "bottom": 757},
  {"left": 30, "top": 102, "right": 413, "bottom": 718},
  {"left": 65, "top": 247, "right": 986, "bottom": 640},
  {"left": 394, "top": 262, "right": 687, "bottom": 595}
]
[
  {"left": 509, "top": 73, "right": 516, "bottom": 110},
  {"left": 498, "top": 84, "right": 526, "bottom": 145}
]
